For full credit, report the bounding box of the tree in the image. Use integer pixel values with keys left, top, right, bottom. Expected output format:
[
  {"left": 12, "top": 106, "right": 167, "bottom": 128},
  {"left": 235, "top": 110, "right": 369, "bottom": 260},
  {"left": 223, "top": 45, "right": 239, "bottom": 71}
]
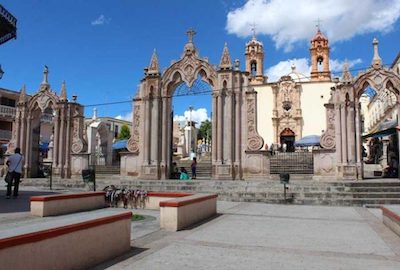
[
  {"left": 197, "top": 120, "right": 212, "bottom": 141},
  {"left": 118, "top": 124, "right": 131, "bottom": 140}
]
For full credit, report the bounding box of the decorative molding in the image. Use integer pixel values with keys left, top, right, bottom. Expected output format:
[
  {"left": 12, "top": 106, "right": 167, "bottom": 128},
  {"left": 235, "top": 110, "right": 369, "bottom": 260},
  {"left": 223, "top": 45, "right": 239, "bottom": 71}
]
[
  {"left": 127, "top": 104, "right": 140, "bottom": 154},
  {"left": 320, "top": 103, "right": 335, "bottom": 149},
  {"left": 246, "top": 90, "right": 264, "bottom": 151}
]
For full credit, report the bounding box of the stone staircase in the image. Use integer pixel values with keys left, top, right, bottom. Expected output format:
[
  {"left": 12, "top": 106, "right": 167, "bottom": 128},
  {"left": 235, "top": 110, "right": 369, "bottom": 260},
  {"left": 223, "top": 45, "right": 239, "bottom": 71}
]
[
  {"left": 19, "top": 177, "right": 400, "bottom": 206},
  {"left": 175, "top": 159, "right": 212, "bottom": 179}
]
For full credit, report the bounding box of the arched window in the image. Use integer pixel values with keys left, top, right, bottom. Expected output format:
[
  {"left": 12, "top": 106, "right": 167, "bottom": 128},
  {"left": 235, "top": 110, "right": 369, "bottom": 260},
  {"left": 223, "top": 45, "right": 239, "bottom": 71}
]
[{"left": 250, "top": 61, "right": 257, "bottom": 76}]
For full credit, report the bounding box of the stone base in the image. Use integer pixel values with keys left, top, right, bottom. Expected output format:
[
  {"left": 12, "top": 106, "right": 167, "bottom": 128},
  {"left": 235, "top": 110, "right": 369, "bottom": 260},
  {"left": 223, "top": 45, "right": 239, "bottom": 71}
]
[
  {"left": 313, "top": 149, "right": 336, "bottom": 179},
  {"left": 71, "top": 153, "right": 90, "bottom": 177},
  {"left": 213, "top": 164, "right": 234, "bottom": 180},
  {"left": 243, "top": 151, "right": 270, "bottom": 180},
  {"left": 141, "top": 164, "right": 160, "bottom": 180},
  {"left": 120, "top": 152, "right": 140, "bottom": 178}
]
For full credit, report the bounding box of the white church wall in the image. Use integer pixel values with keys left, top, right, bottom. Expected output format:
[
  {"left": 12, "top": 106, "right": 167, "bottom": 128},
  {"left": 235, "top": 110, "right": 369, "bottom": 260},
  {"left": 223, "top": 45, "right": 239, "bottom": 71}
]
[
  {"left": 300, "top": 81, "right": 334, "bottom": 138},
  {"left": 254, "top": 85, "right": 274, "bottom": 146}
]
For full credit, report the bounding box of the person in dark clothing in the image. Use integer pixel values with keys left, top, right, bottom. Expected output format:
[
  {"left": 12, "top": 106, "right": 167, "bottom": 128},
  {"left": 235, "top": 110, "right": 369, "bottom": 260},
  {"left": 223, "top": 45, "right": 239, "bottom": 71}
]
[
  {"left": 5, "top": 147, "right": 24, "bottom": 199},
  {"left": 191, "top": 157, "right": 197, "bottom": 179}
]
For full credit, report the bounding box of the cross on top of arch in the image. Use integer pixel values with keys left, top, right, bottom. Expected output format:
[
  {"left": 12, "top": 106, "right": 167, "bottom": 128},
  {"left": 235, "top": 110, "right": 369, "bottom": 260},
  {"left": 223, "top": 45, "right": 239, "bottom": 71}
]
[{"left": 186, "top": 28, "right": 196, "bottom": 43}]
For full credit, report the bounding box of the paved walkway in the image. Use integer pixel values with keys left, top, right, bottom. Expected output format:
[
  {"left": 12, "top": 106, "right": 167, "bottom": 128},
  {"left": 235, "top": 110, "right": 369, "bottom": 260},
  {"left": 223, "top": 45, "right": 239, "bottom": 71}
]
[
  {"left": 1, "top": 187, "right": 400, "bottom": 269},
  {"left": 96, "top": 202, "right": 400, "bottom": 270}
]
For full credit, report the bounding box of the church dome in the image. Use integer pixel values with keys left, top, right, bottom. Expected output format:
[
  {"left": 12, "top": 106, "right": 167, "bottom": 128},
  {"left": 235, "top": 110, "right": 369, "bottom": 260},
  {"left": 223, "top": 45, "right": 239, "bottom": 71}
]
[{"left": 287, "top": 63, "right": 309, "bottom": 82}]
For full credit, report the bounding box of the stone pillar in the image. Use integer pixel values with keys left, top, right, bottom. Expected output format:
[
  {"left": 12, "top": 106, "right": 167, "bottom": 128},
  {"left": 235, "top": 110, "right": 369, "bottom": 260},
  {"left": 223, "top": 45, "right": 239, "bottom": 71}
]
[
  {"left": 151, "top": 96, "right": 159, "bottom": 164},
  {"left": 212, "top": 93, "right": 217, "bottom": 163},
  {"left": 58, "top": 107, "right": 65, "bottom": 175},
  {"left": 64, "top": 105, "right": 71, "bottom": 177},
  {"left": 53, "top": 110, "right": 59, "bottom": 168},
  {"left": 24, "top": 116, "right": 31, "bottom": 177},
  {"left": 397, "top": 103, "right": 400, "bottom": 178},
  {"left": 161, "top": 97, "right": 167, "bottom": 164},
  {"left": 341, "top": 104, "right": 347, "bottom": 163},
  {"left": 19, "top": 109, "right": 26, "bottom": 150},
  {"left": 355, "top": 103, "right": 362, "bottom": 165},
  {"left": 381, "top": 139, "right": 389, "bottom": 168},
  {"left": 217, "top": 92, "right": 224, "bottom": 163},
  {"left": 347, "top": 102, "right": 355, "bottom": 163},
  {"left": 226, "top": 92, "right": 233, "bottom": 162},
  {"left": 143, "top": 99, "right": 151, "bottom": 165},
  {"left": 335, "top": 104, "right": 342, "bottom": 164},
  {"left": 234, "top": 92, "right": 241, "bottom": 163}
]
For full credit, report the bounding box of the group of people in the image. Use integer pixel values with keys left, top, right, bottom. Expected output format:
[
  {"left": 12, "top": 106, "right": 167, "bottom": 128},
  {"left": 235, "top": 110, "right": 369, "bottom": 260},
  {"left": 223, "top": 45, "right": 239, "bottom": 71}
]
[
  {"left": 171, "top": 157, "right": 197, "bottom": 180},
  {"left": 265, "top": 142, "right": 288, "bottom": 154}
]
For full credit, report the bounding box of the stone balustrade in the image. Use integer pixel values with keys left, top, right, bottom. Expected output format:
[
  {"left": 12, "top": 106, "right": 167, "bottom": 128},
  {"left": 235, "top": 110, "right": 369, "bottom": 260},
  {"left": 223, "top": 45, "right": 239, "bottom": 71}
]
[{"left": 0, "top": 105, "right": 16, "bottom": 118}]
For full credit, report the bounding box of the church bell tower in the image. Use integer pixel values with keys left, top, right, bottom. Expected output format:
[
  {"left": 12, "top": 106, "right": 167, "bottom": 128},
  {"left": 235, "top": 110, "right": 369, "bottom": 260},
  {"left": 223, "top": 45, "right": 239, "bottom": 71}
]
[
  {"left": 310, "top": 28, "right": 331, "bottom": 81},
  {"left": 245, "top": 32, "right": 265, "bottom": 85}
]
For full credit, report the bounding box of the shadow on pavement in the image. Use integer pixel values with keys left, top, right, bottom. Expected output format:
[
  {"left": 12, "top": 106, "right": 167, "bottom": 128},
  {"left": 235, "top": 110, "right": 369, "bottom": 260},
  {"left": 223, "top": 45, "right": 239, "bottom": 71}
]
[
  {"left": 91, "top": 247, "right": 148, "bottom": 270},
  {"left": 0, "top": 190, "right": 58, "bottom": 214}
]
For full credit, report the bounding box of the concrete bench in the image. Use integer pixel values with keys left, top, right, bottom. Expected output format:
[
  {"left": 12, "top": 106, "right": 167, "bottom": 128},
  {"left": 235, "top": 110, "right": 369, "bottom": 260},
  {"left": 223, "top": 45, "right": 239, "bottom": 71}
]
[
  {"left": 145, "top": 192, "right": 193, "bottom": 210},
  {"left": 382, "top": 205, "right": 400, "bottom": 237},
  {"left": 0, "top": 210, "right": 132, "bottom": 270},
  {"left": 30, "top": 191, "right": 106, "bottom": 217},
  {"left": 159, "top": 193, "right": 218, "bottom": 231}
]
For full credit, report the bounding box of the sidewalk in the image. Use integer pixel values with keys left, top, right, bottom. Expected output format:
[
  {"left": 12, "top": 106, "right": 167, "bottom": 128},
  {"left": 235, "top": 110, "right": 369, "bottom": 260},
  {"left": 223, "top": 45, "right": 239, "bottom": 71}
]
[{"left": 95, "top": 202, "right": 400, "bottom": 270}]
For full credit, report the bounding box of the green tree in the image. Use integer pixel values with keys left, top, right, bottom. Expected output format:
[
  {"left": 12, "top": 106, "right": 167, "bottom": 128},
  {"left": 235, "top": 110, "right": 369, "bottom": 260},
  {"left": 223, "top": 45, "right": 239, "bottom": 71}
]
[
  {"left": 197, "top": 120, "right": 212, "bottom": 141},
  {"left": 118, "top": 124, "right": 131, "bottom": 140}
]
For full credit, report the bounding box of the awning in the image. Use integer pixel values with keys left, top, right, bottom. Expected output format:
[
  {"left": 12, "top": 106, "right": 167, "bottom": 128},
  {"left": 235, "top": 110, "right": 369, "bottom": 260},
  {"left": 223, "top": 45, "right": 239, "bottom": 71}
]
[
  {"left": 112, "top": 139, "right": 127, "bottom": 150},
  {"left": 294, "top": 135, "right": 320, "bottom": 147},
  {"left": 362, "top": 119, "right": 399, "bottom": 139}
]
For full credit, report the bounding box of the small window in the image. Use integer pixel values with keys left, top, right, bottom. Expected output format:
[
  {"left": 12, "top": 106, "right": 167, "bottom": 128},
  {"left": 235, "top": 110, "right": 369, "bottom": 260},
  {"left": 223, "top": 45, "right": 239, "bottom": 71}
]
[{"left": 251, "top": 61, "right": 257, "bottom": 76}]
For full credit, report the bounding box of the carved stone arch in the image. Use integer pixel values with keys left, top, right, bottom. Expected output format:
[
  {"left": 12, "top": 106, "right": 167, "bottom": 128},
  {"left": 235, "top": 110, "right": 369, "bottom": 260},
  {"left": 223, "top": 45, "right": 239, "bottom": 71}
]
[
  {"left": 354, "top": 68, "right": 400, "bottom": 99},
  {"left": 27, "top": 90, "right": 59, "bottom": 113}
]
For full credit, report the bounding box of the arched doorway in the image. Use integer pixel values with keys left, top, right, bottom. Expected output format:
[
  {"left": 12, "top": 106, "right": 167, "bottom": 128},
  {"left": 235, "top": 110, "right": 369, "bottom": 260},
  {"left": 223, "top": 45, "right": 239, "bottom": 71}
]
[
  {"left": 280, "top": 128, "right": 295, "bottom": 152},
  {"left": 329, "top": 39, "right": 400, "bottom": 180},
  {"left": 123, "top": 29, "right": 266, "bottom": 180}
]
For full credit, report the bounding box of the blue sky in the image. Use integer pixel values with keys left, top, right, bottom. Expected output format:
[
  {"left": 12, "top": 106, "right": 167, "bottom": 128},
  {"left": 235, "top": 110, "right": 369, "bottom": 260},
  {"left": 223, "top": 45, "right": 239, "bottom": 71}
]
[{"left": 1, "top": 0, "right": 399, "bottom": 123}]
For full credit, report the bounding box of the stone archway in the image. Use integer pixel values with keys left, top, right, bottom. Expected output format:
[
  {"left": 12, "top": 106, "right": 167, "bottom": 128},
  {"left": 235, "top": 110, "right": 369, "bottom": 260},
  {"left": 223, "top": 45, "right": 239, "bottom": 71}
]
[
  {"left": 7, "top": 67, "right": 87, "bottom": 178},
  {"left": 321, "top": 39, "right": 400, "bottom": 180},
  {"left": 122, "top": 30, "right": 266, "bottom": 180}
]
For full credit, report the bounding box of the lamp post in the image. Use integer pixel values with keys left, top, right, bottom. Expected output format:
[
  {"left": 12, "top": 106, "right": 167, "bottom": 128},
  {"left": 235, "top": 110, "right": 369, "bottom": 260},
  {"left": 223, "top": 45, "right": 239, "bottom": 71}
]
[
  {"left": 0, "top": 65, "right": 4, "bottom": 79},
  {"left": 188, "top": 106, "right": 193, "bottom": 156}
]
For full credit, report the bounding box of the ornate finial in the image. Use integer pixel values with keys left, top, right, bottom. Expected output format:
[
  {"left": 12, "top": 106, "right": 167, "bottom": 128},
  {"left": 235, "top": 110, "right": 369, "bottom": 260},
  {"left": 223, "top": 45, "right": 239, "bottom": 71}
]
[
  {"left": 92, "top": 108, "right": 97, "bottom": 120},
  {"left": 42, "top": 65, "right": 49, "bottom": 84},
  {"left": 315, "top": 18, "right": 322, "bottom": 31},
  {"left": 60, "top": 80, "right": 67, "bottom": 101},
  {"left": 19, "top": 84, "right": 26, "bottom": 104},
  {"left": 186, "top": 28, "right": 196, "bottom": 43},
  {"left": 372, "top": 37, "right": 382, "bottom": 69},
  {"left": 250, "top": 22, "right": 257, "bottom": 40},
  {"left": 291, "top": 62, "right": 296, "bottom": 71},
  {"left": 341, "top": 59, "right": 352, "bottom": 82},
  {"left": 219, "top": 42, "right": 232, "bottom": 70},
  {"left": 148, "top": 49, "right": 160, "bottom": 75}
]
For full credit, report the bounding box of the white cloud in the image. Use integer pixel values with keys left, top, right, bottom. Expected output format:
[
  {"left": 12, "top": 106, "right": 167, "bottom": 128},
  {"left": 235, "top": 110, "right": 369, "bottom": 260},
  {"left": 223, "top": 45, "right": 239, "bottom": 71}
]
[
  {"left": 226, "top": 0, "right": 400, "bottom": 51},
  {"left": 266, "top": 57, "right": 362, "bottom": 82},
  {"left": 173, "top": 108, "right": 210, "bottom": 128},
  {"left": 115, "top": 112, "right": 132, "bottom": 121},
  {"left": 91, "top": 14, "right": 111, "bottom": 26}
]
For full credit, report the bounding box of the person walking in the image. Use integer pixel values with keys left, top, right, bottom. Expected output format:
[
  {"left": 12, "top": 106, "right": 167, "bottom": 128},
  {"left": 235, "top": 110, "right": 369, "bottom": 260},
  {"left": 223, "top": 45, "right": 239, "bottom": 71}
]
[
  {"left": 191, "top": 157, "right": 197, "bottom": 179},
  {"left": 5, "top": 147, "right": 24, "bottom": 199}
]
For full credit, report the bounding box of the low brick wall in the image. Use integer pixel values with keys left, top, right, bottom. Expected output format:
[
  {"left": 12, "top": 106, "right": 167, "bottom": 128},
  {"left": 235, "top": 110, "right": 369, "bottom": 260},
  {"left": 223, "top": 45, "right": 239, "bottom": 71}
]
[
  {"left": 31, "top": 192, "right": 106, "bottom": 217},
  {"left": 0, "top": 211, "right": 132, "bottom": 270},
  {"left": 159, "top": 193, "right": 218, "bottom": 231},
  {"left": 382, "top": 206, "right": 400, "bottom": 237}
]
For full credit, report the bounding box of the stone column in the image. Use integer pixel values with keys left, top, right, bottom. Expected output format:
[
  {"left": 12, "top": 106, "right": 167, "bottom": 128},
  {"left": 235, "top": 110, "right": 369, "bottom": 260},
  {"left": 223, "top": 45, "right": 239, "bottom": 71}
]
[
  {"left": 64, "top": 105, "right": 71, "bottom": 177},
  {"left": 19, "top": 110, "right": 26, "bottom": 150},
  {"left": 347, "top": 103, "right": 355, "bottom": 163},
  {"left": 212, "top": 93, "right": 217, "bottom": 162},
  {"left": 24, "top": 115, "right": 31, "bottom": 177},
  {"left": 218, "top": 92, "right": 224, "bottom": 163},
  {"left": 58, "top": 107, "right": 65, "bottom": 175},
  {"left": 226, "top": 92, "right": 233, "bottom": 163},
  {"left": 381, "top": 139, "right": 389, "bottom": 168},
  {"left": 53, "top": 110, "right": 59, "bottom": 168},
  {"left": 151, "top": 96, "right": 159, "bottom": 164},
  {"left": 355, "top": 103, "right": 361, "bottom": 164},
  {"left": 143, "top": 98, "right": 151, "bottom": 165},
  {"left": 396, "top": 103, "right": 400, "bottom": 178},
  {"left": 335, "top": 104, "right": 342, "bottom": 164},
  {"left": 234, "top": 92, "right": 241, "bottom": 163},
  {"left": 341, "top": 104, "right": 347, "bottom": 164}
]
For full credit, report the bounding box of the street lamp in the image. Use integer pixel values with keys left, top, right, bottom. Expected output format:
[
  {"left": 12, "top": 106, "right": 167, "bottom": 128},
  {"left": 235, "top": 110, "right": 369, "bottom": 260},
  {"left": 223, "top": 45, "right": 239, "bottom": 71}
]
[{"left": 0, "top": 65, "right": 4, "bottom": 79}]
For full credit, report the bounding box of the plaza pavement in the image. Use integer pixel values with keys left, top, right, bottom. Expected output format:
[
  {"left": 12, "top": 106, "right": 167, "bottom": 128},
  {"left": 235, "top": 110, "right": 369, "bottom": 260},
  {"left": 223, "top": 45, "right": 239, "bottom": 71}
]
[{"left": 1, "top": 186, "right": 400, "bottom": 269}]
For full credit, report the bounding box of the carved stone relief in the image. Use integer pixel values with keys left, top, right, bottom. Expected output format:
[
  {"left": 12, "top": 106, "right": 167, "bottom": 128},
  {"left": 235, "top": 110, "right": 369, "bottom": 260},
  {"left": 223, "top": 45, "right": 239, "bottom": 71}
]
[
  {"left": 320, "top": 104, "right": 335, "bottom": 149},
  {"left": 246, "top": 90, "right": 264, "bottom": 151},
  {"left": 127, "top": 104, "right": 140, "bottom": 153}
]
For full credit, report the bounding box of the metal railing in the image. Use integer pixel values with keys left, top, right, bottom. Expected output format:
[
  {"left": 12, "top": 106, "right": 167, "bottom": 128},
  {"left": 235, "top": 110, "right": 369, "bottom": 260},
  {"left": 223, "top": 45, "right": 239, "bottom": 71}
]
[
  {"left": 270, "top": 152, "right": 314, "bottom": 174},
  {"left": 0, "top": 129, "right": 11, "bottom": 140},
  {"left": 0, "top": 105, "right": 16, "bottom": 118}
]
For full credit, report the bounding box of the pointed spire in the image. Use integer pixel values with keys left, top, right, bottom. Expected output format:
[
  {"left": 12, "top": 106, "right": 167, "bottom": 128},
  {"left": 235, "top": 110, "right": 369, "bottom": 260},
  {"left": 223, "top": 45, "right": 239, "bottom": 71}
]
[
  {"left": 92, "top": 108, "right": 97, "bottom": 120},
  {"left": 219, "top": 42, "right": 232, "bottom": 70},
  {"left": 372, "top": 38, "right": 382, "bottom": 69},
  {"left": 60, "top": 80, "right": 67, "bottom": 101},
  {"left": 148, "top": 49, "right": 160, "bottom": 75},
  {"left": 18, "top": 85, "right": 26, "bottom": 104},
  {"left": 341, "top": 60, "right": 352, "bottom": 82},
  {"left": 42, "top": 65, "right": 49, "bottom": 84}
]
